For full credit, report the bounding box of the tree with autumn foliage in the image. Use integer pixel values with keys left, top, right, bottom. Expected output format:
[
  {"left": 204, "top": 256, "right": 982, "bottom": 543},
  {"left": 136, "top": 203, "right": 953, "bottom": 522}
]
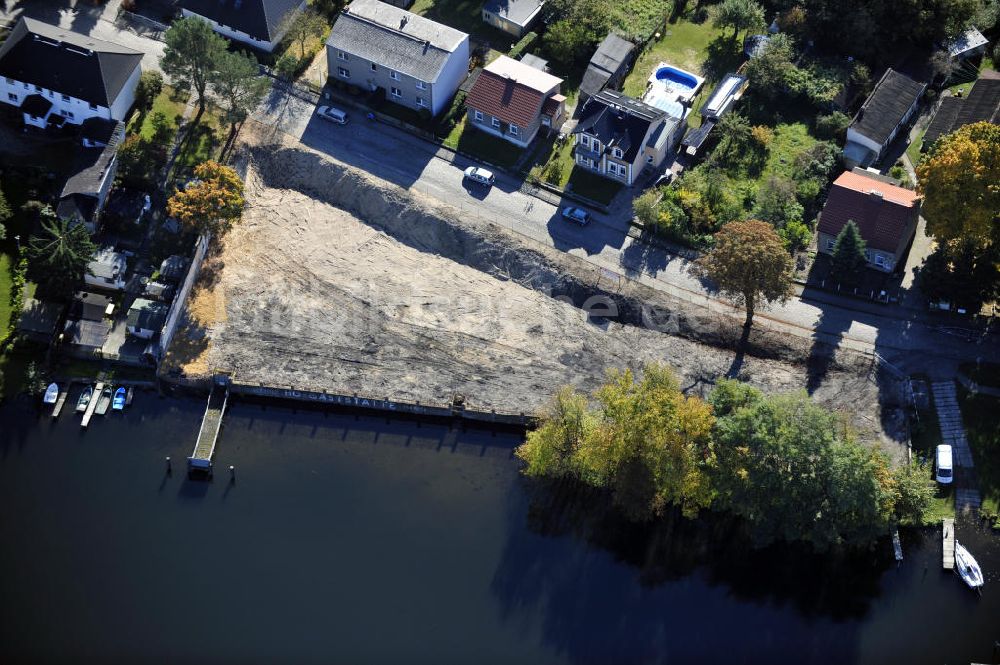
[
  {"left": 516, "top": 363, "right": 715, "bottom": 522},
  {"left": 695, "top": 220, "right": 794, "bottom": 328},
  {"left": 917, "top": 121, "right": 1000, "bottom": 249},
  {"left": 167, "top": 161, "right": 245, "bottom": 236}
]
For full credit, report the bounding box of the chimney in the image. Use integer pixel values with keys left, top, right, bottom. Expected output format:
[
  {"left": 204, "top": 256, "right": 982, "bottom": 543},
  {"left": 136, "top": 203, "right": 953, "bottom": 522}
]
[{"left": 400, "top": 16, "right": 408, "bottom": 29}]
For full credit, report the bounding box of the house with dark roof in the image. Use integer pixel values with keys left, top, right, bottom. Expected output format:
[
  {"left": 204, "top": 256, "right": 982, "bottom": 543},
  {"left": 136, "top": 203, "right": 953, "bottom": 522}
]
[
  {"left": 481, "top": 0, "right": 544, "bottom": 38},
  {"left": 923, "top": 71, "right": 1000, "bottom": 150},
  {"left": 56, "top": 121, "right": 125, "bottom": 233},
  {"left": 465, "top": 55, "right": 563, "bottom": 147},
  {"left": 0, "top": 18, "right": 142, "bottom": 128},
  {"left": 63, "top": 318, "right": 111, "bottom": 353},
  {"left": 179, "top": 0, "right": 306, "bottom": 53},
  {"left": 572, "top": 90, "right": 684, "bottom": 186},
  {"left": 71, "top": 291, "right": 114, "bottom": 322},
  {"left": 843, "top": 68, "right": 925, "bottom": 168},
  {"left": 326, "top": 0, "right": 470, "bottom": 116},
  {"left": 817, "top": 170, "right": 922, "bottom": 272},
  {"left": 579, "top": 33, "right": 636, "bottom": 104},
  {"left": 18, "top": 298, "right": 63, "bottom": 342},
  {"left": 85, "top": 246, "right": 128, "bottom": 292}
]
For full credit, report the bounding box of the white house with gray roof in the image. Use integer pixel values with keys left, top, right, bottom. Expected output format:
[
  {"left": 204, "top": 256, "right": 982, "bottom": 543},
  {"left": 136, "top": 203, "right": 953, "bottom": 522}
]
[
  {"left": 326, "top": 0, "right": 470, "bottom": 116},
  {"left": 179, "top": 0, "right": 306, "bottom": 53}
]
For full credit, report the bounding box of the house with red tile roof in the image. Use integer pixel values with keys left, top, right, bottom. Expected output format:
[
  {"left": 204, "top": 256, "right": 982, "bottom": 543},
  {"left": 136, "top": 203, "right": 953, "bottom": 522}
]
[
  {"left": 465, "top": 55, "right": 564, "bottom": 147},
  {"left": 817, "top": 169, "right": 922, "bottom": 273}
]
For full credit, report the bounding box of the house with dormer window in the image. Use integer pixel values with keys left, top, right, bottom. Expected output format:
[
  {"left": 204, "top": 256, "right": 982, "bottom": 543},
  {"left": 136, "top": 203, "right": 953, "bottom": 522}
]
[
  {"left": 179, "top": 0, "right": 306, "bottom": 53},
  {"left": 0, "top": 18, "right": 142, "bottom": 129}
]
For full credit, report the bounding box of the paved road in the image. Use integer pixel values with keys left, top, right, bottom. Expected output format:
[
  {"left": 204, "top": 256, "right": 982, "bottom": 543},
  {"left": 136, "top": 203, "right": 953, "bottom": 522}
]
[
  {"left": 254, "top": 89, "right": 999, "bottom": 375},
  {"left": 1, "top": 0, "right": 165, "bottom": 73}
]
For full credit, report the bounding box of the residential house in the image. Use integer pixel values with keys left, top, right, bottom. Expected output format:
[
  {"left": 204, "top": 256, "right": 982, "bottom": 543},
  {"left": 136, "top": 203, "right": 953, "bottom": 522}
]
[
  {"left": 923, "top": 70, "right": 1000, "bottom": 150},
  {"left": 326, "top": 0, "right": 470, "bottom": 116},
  {"left": 0, "top": 18, "right": 142, "bottom": 128},
  {"left": 465, "top": 55, "right": 564, "bottom": 147},
  {"left": 62, "top": 318, "right": 110, "bottom": 354},
  {"left": 178, "top": 0, "right": 306, "bottom": 53},
  {"left": 817, "top": 170, "right": 922, "bottom": 273},
  {"left": 18, "top": 298, "right": 62, "bottom": 343},
  {"left": 126, "top": 298, "right": 169, "bottom": 339},
  {"left": 70, "top": 291, "right": 113, "bottom": 321},
  {"left": 85, "top": 247, "right": 128, "bottom": 292},
  {"left": 843, "top": 68, "right": 925, "bottom": 168},
  {"left": 481, "top": 0, "right": 544, "bottom": 38},
  {"left": 572, "top": 90, "right": 685, "bottom": 186},
  {"left": 579, "top": 33, "right": 636, "bottom": 104},
  {"left": 56, "top": 121, "right": 125, "bottom": 233}
]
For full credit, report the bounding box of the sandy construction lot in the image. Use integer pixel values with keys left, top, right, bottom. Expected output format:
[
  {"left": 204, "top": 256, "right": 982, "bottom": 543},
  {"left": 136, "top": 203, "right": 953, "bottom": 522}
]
[{"left": 164, "top": 128, "right": 907, "bottom": 461}]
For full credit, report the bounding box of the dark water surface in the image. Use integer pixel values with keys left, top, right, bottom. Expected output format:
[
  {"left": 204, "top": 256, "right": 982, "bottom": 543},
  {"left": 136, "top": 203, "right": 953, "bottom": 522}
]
[{"left": 1, "top": 393, "right": 998, "bottom": 664}]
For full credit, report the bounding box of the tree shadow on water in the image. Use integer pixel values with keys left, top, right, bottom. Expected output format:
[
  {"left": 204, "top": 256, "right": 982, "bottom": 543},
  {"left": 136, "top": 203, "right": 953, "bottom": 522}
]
[{"left": 490, "top": 480, "right": 883, "bottom": 663}]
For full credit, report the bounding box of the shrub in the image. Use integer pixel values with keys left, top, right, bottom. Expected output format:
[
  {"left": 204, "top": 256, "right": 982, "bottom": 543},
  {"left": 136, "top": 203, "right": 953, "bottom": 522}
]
[
  {"left": 508, "top": 31, "right": 538, "bottom": 60},
  {"left": 633, "top": 189, "right": 661, "bottom": 226},
  {"left": 814, "top": 112, "right": 850, "bottom": 141},
  {"left": 779, "top": 218, "right": 812, "bottom": 253},
  {"left": 275, "top": 54, "right": 298, "bottom": 80},
  {"left": 136, "top": 70, "right": 163, "bottom": 111},
  {"left": 542, "top": 158, "right": 563, "bottom": 185}
]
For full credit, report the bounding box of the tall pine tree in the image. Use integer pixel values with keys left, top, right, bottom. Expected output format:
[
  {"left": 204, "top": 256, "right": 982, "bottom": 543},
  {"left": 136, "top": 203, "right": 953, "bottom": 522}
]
[{"left": 831, "top": 220, "right": 867, "bottom": 283}]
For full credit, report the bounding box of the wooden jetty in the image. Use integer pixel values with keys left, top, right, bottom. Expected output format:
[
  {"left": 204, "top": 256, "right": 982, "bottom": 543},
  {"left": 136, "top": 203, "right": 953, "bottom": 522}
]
[
  {"left": 51, "top": 383, "right": 71, "bottom": 419},
  {"left": 81, "top": 382, "right": 104, "bottom": 428},
  {"left": 188, "top": 378, "right": 229, "bottom": 476},
  {"left": 942, "top": 518, "right": 955, "bottom": 570}
]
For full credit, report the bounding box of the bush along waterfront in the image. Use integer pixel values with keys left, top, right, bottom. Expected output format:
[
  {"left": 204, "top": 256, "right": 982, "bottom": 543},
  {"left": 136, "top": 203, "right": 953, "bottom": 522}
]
[{"left": 516, "top": 364, "right": 933, "bottom": 551}]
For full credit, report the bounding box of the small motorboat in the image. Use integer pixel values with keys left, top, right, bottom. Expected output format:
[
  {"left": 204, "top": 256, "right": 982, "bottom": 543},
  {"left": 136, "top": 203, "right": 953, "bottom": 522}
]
[
  {"left": 955, "top": 542, "right": 985, "bottom": 590},
  {"left": 126, "top": 386, "right": 134, "bottom": 406},
  {"left": 94, "top": 386, "right": 113, "bottom": 416},
  {"left": 43, "top": 383, "right": 59, "bottom": 404},
  {"left": 113, "top": 387, "right": 127, "bottom": 411},
  {"left": 75, "top": 386, "right": 93, "bottom": 413}
]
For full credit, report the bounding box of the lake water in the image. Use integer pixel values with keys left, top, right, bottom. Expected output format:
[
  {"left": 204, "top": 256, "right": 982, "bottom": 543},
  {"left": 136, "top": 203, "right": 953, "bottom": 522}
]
[{"left": 1, "top": 393, "right": 998, "bottom": 664}]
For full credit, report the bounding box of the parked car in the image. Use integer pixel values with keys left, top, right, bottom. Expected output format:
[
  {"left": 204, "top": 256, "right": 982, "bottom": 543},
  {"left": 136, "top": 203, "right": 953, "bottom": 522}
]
[
  {"left": 463, "top": 166, "right": 495, "bottom": 186},
  {"left": 316, "top": 106, "right": 349, "bottom": 125},
  {"left": 561, "top": 206, "right": 591, "bottom": 226},
  {"left": 936, "top": 444, "right": 953, "bottom": 484}
]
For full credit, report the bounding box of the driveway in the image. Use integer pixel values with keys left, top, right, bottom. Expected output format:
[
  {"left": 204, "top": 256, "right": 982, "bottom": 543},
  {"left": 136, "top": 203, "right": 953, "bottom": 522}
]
[
  {"left": 252, "top": 87, "right": 1000, "bottom": 375},
  {"left": 1, "top": 0, "right": 165, "bottom": 73}
]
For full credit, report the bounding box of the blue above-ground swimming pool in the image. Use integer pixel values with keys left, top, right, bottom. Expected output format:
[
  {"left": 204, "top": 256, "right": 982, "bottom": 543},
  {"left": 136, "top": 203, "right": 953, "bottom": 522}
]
[{"left": 654, "top": 65, "right": 700, "bottom": 91}]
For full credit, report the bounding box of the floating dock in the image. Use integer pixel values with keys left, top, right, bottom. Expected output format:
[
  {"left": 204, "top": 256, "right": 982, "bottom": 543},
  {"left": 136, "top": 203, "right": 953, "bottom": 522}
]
[
  {"left": 81, "top": 382, "right": 104, "bottom": 428},
  {"left": 942, "top": 518, "right": 955, "bottom": 570},
  {"left": 51, "top": 384, "right": 70, "bottom": 418},
  {"left": 188, "top": 378, "right": 229, "bottom": 476}
]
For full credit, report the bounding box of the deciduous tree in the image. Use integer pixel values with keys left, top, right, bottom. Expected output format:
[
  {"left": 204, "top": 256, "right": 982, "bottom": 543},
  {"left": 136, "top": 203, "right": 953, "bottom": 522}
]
[
  {"left": 161, "top": 16, "right": 229, "bottom": 119},
  {"left": 830, "top": 220, "right": 867, "bottom": 282},
  {"left": 26, "top": 210, "right": 97, "bottom": 298},
  {"left": 917, "top": 121, "right": 1000, "bottom": 249},
  {"left": 136, "top": 70, "right": 163, "bottom": 111},
  {"left": 695, "top": 220, "right": 793, "bottom": 328},
  {"left": 282, "top": 8, "right": 327, "bottom": 59},
  {"left": 167, "top": 161, "right": 245, "bottom": 236},
  {"left": 713, "top": 0, "right": 766, "bottom": 42}
]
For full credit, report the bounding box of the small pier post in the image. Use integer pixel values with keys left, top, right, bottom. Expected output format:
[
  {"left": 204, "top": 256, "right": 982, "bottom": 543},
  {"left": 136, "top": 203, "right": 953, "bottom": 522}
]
[
  {"left": 165, "top": 456, "right": 172, "bottom": 475},
  {"left": 52, "top": 383, "right": 71, "bottom": 419},
  {"left": 81, "top": 382, "right": 104, "bottom": 428},
  {"left": 942, "top": 518, "right": 955, "bottom": 570}
]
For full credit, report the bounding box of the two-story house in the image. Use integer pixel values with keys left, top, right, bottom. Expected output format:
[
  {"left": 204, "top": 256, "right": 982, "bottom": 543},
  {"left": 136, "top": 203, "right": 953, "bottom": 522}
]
[
  {"left": 56, "top": 121, "right": 126, "bottom": 234},
  {"left": 326, "top": 0, "right": 470, "bottom": 116},
  {"left": 0, "top": 18, "right": 142, "bottom": 129},
  {"left": 179, "top": 0, "right": 306, "bottom": 53},
  {"left": 843, "top": 69, "right": 925, "bottom": 168},
  {"left": 817, "top": 169, "right": 922, "bottom": 273},
  {"left": 572, "top": 90, "right": 684, "bottom": 186},
  {"left": 464, "top": 55, "right": 564, "bottom": 147}
]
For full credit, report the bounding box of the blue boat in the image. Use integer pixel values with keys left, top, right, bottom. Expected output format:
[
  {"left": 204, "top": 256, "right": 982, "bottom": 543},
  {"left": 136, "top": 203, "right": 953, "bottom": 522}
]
[{"left": 112, "top": 387, "right": 126, "bottom": 412}]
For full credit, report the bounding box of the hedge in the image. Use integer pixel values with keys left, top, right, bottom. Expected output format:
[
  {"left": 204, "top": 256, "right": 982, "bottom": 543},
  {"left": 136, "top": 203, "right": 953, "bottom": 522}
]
[{"left": 508, "top": 32, "right": 538, "bottom": 60}]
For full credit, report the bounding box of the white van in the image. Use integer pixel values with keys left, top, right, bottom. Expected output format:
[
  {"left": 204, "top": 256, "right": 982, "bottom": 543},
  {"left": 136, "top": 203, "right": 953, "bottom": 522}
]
[
  {"left": 936, "top": 444, "right": 953, "bottom": 484},
  {"left": 317, "top": 106, "right": 348, "bottom": 125}
]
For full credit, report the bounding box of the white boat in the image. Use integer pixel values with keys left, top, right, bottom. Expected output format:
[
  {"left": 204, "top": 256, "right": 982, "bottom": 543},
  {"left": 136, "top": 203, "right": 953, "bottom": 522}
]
[
  {"left": 43, "top": 383, "right": 59, "bottom": 404},
  {"left": 75, "top": 386, "right": 93, "bottom": 413},
  {"left": 955, "top": 542, "right": 984, "bottom": 589}
]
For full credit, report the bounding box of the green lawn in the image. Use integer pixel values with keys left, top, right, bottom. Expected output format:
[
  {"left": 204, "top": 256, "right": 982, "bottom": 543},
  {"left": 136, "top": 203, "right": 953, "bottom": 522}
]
[
  {"left": 908, "top": 391, "right": 956, "bottom": 523},
  {"left": 760, "top": 123, "right": 819, "bottom": 182},
  {"left": 0, "top": 252, "right": 13, "bottom": 337},
  {"left": 609, "top": 0, "right": 673, "bottom": 42},
  {"left": 958, "top": 388, "right": 1000, "bottom": 523},
  {"left": 622, "top": 17, "right": 730, "bottom": 97},
  {"left": 443, "top": 116, "right": 524, "bottom": 169},
  {"left": 906, "top": 125, "right": 926, "bottom": 167},
  {"left": 127, "top": 85, "right": 187, "bottom": 141}
]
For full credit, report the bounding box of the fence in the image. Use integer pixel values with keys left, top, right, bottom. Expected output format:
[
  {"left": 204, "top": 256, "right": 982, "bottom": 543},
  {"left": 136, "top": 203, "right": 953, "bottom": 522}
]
[
  {"left": 158, "top": 233, "right": 210, "bottom": 360},
  {"left": 115, "top": 9, "right": 168, "bottom": 41}
]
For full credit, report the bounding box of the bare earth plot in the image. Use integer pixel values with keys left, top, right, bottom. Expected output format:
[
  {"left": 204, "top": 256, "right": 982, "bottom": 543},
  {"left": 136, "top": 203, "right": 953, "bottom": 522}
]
[{"left": 164, "top": 126, "right": 907, "bottom": 462}]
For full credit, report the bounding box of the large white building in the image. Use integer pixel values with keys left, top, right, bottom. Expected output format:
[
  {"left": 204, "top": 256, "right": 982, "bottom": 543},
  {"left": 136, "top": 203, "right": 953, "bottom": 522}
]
[{"left": 0, "top": 18, "right": 142, "bottom": 129}]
